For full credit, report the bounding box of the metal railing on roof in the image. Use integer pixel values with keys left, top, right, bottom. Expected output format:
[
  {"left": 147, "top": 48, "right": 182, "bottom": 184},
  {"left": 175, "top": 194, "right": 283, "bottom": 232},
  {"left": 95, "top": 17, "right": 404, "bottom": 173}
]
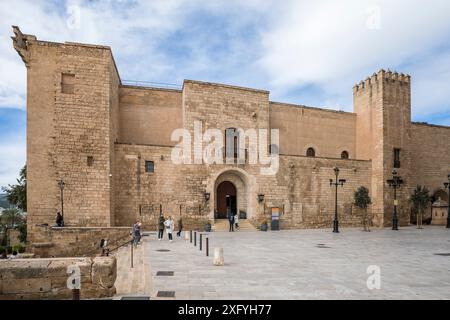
[{"left": 122, "top": 80, "right": 182, "bottom": 90}]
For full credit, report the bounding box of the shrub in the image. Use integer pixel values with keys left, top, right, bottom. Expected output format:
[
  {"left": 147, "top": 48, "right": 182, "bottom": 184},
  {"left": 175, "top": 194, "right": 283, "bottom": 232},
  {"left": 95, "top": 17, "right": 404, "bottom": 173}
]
[{"left": 12, "top": 244, "right": 26, "bottom": 253}]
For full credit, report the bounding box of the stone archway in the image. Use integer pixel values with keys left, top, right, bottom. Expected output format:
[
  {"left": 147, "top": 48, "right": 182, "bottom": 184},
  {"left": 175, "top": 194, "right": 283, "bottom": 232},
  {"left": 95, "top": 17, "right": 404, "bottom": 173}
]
[
  {"left": 206, "top": 168, "right": 257, "bottom": 222},
  {"left": 216, "top": 181, "right": 237, "bottom": 219}
]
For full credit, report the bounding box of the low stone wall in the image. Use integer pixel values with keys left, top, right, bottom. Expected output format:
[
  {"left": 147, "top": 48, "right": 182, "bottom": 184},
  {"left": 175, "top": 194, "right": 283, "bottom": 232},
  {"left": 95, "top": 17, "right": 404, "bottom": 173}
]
[
  {"left": 32, "top": 226, "right": 132, "bottom": 258},
  {"left": 0, "top": 256, "right": 116, "bottom": 300}
]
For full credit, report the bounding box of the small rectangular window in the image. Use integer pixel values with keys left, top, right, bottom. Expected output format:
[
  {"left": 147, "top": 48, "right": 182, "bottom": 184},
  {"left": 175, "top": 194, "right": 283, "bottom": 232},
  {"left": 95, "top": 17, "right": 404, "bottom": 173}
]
[
  {"left": 61, "top": 73, "right": 75, "bottom": 94},
  {"left": 145, "top": 161, "right": 154, "bottom": 173},
  {"left": 87, "top": 156, "right": 94, "bottom": 166},
  {"left": 393, "top": 148, "right": 401, "bottom": 168}
]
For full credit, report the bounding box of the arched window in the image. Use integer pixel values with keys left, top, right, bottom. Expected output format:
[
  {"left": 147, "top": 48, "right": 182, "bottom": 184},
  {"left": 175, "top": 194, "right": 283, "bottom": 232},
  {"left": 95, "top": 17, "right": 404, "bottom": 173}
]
[
  {"left": 306, "top": 147, "right": 315, "bottom": 157},
  {"left": 341, "top": 151, "right": 349, "bottom": 159}
]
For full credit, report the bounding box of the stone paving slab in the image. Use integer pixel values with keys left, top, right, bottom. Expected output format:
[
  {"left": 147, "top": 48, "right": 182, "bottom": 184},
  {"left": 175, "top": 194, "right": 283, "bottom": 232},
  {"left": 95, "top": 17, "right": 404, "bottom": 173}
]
[{"left": 147, "top": 227, "right": 450, "bottom": 300}]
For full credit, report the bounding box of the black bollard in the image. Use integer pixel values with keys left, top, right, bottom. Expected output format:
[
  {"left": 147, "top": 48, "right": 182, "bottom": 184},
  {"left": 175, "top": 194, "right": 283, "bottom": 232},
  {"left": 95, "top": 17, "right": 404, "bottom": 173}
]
[
  {"left": 200, "top": 233, "right": 203, "bottom": 251},
  {"left": 206, "top": 237, "right": 209, "bottom": 257},
  {"left": 190, "top": 230, "right": 192, "bottom": 243},
  {"left": 194, "top": 231, "right": 197, "bottom": 246},
  {"left": 72, "top": 289, "right": 80, "bottom": 300}
]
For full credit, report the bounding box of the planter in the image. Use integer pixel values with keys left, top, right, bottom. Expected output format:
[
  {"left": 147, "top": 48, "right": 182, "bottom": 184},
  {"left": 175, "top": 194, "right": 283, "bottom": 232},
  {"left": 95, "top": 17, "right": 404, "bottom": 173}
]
[
  {"left": 204, "top": 223, "right": 212, "bottom": 232},
  {"left": 260, "top": 223, "right": 268, "bottom": 232}
]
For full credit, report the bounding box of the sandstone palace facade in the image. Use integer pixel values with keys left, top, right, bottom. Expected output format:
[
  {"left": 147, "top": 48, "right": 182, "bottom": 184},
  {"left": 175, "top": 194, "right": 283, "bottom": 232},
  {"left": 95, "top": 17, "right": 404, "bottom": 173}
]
[{"left": 12, "top": 27, "right": 450, "bottom": 244}]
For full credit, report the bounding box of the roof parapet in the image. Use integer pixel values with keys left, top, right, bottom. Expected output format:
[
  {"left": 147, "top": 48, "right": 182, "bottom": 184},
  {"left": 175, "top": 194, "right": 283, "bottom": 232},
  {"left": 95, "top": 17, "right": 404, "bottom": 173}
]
[{"left": 353, "top": 69, "right": 411, "bottom": 93}]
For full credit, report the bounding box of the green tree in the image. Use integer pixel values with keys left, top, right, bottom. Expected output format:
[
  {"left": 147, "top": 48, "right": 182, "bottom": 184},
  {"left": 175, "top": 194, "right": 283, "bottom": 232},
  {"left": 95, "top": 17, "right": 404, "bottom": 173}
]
[
  {"left": 354, "top": 186, "right": 372, "bottom": 231},
  {"left": 2, "top": 165, "right": 27, "bottom": 212},
  {"left": 409, "top": 185, "right": 430, "bottom": 229},
  {"left": 0, "top": 208, "right": 26, "bottom": 246}
]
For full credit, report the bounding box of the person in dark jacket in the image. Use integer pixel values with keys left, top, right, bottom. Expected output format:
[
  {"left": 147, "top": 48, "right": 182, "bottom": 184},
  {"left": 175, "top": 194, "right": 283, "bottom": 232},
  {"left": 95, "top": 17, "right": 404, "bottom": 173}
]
[
  {"left": 132, "top": 221, "right": 142, "bottom": 247},
  {"left": 228, "top": 210, "right": 234, "bottom": 232},
  {"left": 176, "top": 217, "right": 183, "bottom": 238},
  {"left": 158, "top": 215, "right": 165, "bottom": 240},
  {"left": 56, "top": 212, "right": 64, "bottom": 227}
]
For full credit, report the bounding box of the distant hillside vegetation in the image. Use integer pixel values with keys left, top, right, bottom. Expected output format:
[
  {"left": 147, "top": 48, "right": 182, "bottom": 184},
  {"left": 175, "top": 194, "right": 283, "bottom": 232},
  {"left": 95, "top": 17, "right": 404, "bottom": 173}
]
[{"left": 0, "top": 193, "right": 11, "bottom": 208}]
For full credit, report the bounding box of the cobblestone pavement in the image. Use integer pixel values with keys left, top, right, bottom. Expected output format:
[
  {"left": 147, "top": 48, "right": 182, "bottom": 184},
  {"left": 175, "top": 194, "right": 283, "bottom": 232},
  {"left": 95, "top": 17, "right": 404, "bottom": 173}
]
[{"left": 146, "top": 227, "right": 450, "bottom": 300}]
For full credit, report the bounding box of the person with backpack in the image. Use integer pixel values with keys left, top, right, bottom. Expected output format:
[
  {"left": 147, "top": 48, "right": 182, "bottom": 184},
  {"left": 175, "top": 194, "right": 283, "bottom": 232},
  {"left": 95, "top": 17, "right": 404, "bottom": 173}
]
[
  {"left": 158, "top": 215, "right": 165, "bottom": 240},
  {"left": 164, "top": 216, "right": 174, "bottom": 242}
]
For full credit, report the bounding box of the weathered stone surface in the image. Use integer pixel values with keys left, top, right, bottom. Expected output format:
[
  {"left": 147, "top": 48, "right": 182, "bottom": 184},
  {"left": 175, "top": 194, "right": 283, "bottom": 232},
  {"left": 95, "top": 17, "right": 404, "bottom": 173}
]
[{"left": 0, "top": 257, "right": 116, "bottom": 300}]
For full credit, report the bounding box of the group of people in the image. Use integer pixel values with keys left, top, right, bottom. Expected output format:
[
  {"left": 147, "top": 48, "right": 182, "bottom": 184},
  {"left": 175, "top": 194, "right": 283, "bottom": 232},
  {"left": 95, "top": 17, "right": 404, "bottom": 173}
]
[
  {"left": 227, "top": 212, "right": 240, "bottom": 232},
  {"left": 158, "top": 215, "right": 183, "bottom": 242}
]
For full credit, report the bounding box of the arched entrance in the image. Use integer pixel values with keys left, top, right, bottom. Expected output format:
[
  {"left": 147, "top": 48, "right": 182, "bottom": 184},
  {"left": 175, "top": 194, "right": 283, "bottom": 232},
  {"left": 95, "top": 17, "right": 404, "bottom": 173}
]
[{"left": 216, "top": 181, "right": 237, "bottom": 219}]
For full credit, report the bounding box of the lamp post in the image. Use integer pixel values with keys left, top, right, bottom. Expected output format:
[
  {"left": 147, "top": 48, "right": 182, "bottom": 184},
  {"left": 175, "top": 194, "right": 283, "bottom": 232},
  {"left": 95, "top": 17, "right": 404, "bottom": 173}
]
[
  {"left": 444, "top": 174, "right": 450, "bottom": 229},
  {"left": 57, "top": 178, "right": 65, "bottom": 220},
  {"left": 386, "top": 170, "right": 404, "bottom": 231},
  {"left": 330, "top": 167, "right": 346, "bottom": 233}
]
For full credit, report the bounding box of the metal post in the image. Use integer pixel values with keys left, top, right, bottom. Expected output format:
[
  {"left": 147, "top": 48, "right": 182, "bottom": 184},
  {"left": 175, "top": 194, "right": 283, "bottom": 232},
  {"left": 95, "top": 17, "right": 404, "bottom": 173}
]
[
  {"left": 392, "top": 185, "right": 398, "bottom": 230},
  {"left": 190, "top": 230, "right": 192, "bottom": 243},
  {"left": 206, "top": 237, "right": 209, "bottom": 256},
  {"left": 200, "top": 233, "right": 202, "bottom": 251},
  {"left": 194, "top": 231, "right": 197, "bottom": 246},
  {"left": 447, "top": 186, "right": 450, "bottom": 229},
  {"left": 72, "top": 289, "right": 80, "bottom": 300},
  {"left": 130, "top": 240, "right": 134, "bottom": 268}
]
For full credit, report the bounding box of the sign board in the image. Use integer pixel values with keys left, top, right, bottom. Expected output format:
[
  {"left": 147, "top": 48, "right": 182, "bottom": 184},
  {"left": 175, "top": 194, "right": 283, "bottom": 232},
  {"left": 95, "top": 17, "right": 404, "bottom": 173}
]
[
  {"left": 271, "top": 207, "right": 280, "bottom": 221},
  {"left": 394, "top": 200, "right": 399, "bottom": 206}
]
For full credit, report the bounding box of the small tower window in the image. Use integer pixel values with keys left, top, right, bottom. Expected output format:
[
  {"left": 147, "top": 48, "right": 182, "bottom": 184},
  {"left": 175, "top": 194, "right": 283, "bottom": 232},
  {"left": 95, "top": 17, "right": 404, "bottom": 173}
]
[
  {"left": 341, "top": 151, "right": 349, "bottom": 159},
  {"left": 87, "top": 156, "right": 94, "bottom": 166},
  {"left": 306, "top": 147, "right": 316, "bottom": 157},
  {"left": 145, "top": 161, "right": 154, "bottom": 173},
  {"left": 393, "top": 148, "right": 401, "bottom": 168}
]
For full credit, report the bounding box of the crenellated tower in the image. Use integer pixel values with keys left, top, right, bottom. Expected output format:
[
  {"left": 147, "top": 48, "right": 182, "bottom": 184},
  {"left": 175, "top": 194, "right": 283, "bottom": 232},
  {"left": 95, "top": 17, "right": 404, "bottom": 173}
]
[{"left": 354, "top": 70, "right": 412, "bottom": 227}]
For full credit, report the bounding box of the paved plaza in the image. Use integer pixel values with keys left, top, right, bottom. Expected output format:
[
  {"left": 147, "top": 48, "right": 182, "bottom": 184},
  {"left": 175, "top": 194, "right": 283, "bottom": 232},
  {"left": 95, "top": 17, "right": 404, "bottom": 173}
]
[{"left": 141, "top": 227, "right": 450, "bottom": 300}]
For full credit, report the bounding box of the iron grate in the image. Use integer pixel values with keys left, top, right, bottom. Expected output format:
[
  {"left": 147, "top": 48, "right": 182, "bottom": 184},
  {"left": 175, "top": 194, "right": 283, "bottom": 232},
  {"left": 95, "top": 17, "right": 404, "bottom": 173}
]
[
  {"left": 157, "top": 291, "right": 175, "bottom": 298},
  {"left": 156, "top": 249, "right": 171, "bottom": 252},
  {"left": 121, "top": 296, "right": 150, "bottom": 300},
  {"left": 434, "top": 253, "right": 450, "bottom": 256},
  {"left": 156, "top": 271, "right": 174, "bottom": 276},
  {"left": 316, "top": 244, "right": 331, "bottom": 249}
]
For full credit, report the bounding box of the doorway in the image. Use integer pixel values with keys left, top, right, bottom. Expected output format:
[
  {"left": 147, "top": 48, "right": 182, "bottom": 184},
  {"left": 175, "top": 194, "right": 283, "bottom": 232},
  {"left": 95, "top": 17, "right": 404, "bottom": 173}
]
[{"left": 216, "top": 181, "right": 237, "bottom": 219}]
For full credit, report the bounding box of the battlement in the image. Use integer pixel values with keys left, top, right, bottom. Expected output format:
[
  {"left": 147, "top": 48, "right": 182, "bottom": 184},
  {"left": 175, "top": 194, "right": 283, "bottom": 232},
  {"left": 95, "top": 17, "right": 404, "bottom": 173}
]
[{"left": 353, "top": 69, "right": 411, "bottom": 94}]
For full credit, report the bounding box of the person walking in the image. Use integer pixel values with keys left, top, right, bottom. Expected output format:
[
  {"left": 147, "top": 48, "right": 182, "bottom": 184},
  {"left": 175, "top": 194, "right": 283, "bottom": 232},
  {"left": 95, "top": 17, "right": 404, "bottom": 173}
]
[
  {"left": 176, "top": 217, "right": 183, "bottom": 238},
  {"left": 165, "top": 216, "right": 174, "bottom": 242},
  {"left": 228, "top": 210, "right": 234, "bottom": 232},
  {"left": 132, "top": 221, "right": 142, "bottom": 247},
  {"left": 234, "top": 213, "right": 240, "bottom": 231},
  {"left": 158, "top": 215, "right": 165, "bottom": 240}
]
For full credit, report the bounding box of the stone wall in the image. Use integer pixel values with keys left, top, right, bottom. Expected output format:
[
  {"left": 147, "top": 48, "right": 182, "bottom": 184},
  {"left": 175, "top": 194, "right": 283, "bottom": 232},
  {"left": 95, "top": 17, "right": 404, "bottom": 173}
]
[
  {"left": 0, "top": 256, "right": 116, "bottom": 300},
  {"left": 410, "top": 123, "right": 450, "bottom": 198},
  {"left": 270, "top": 102, "right": 356, "bottom": 159},
  {"left": 19, "top": 36, "right": 120, "bottom": 245},
  {"left": 113, "top": 143, "right": 372, "bottom": 230},
  {"left": 119, "top": 86, "right": 182, "bottom": 146},
  {"left": 31, "top": 226, "right": 131, "bottom": 258}
]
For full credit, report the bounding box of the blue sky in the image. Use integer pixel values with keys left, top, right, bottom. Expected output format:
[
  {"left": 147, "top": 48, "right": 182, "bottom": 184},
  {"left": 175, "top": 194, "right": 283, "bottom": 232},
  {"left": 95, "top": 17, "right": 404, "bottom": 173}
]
[{"left": 1, "top": 0, "right": 450, "bottom": 186}]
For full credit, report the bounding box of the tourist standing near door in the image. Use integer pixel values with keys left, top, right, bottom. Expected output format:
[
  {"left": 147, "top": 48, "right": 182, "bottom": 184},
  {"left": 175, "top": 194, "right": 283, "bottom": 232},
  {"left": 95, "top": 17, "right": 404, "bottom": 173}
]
[
  {"left": 165, "top": 216, "right": 174, "bottom": 242},
  {"left": 234, "top": 213, "right": 240, "bottom": 231},
  {"left": 228, "top": 209, "right": 235, "bottom": 232},
  {"left": 158, "top": 215, "right": 165, "bottom": 240}
]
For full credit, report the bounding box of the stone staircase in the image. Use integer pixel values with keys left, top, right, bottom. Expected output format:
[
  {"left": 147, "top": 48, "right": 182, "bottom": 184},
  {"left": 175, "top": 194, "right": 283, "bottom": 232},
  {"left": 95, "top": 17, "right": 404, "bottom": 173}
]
[{"left": 212, "top": 219, "right": 257, "bottom": 232}]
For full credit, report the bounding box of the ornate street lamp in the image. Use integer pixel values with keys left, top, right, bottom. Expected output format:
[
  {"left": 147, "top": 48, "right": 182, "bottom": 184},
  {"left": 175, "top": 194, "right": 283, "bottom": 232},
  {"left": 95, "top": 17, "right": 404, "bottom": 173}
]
[
  {"left": 57, "top": 178, "right": 65, "bottom": 220},
  {"left": 444, "top": 173, "right": 450, "bottom": 229},
  {"left": 330, "top": 167, "right": 346, "bottom": 233},
  {"left": 204, "top": 192, "right": 211, "bottom": 202},
  {"left": 386, "top": 170, "right": 404, "bottom": 231}
]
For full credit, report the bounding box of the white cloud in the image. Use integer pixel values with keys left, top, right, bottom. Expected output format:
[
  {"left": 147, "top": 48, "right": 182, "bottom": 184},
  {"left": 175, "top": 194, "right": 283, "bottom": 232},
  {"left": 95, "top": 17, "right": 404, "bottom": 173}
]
[{"left": 258, "top": 0, "right": 450, "bottom": 115}]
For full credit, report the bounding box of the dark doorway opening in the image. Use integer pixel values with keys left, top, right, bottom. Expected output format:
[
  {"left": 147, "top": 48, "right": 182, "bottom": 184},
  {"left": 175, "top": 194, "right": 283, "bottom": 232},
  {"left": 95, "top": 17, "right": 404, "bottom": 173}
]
[{"left": 216, "top": 181, "right": 237, "bottom": 219}]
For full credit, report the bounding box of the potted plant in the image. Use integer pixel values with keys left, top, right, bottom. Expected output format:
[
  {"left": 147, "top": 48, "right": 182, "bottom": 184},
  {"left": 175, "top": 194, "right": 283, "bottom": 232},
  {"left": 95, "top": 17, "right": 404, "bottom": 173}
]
[
  {"left": 260, "top": 220, "right": 268, "bottom": 232},
  {"left": 204, "top": 221, "right": 212, "bottom": 232}
]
